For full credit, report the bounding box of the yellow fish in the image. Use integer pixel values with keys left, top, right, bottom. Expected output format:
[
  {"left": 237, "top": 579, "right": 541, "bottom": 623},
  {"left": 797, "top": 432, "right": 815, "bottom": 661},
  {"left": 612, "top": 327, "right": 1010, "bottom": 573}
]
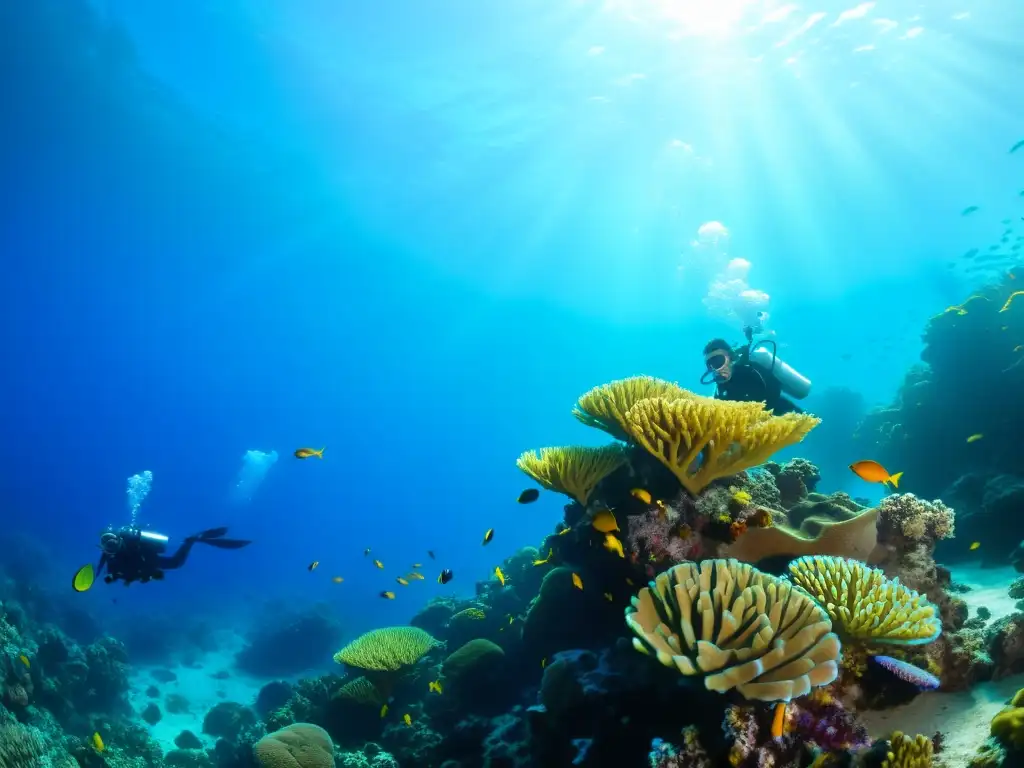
[
  {"left": 92, "top": 732, "right": 105, "bottom": 752},
  {"left": 970, "top": 541, "right": 981, "bottom": 551},
  {"left": 293, "top": 447, "right": 325, "bottom": 459},
  {"left": 331, "top": 576, "right": 344, "bottom": 584},
  {"left": 508, "top": 615, "right": 514, "bottom": 625},
  {"left": 396, "top": 577, "right": 409, "bottom": 586},
  {"left": 603, "top": 592, "right": 613, "bottom": 602},
  {"left": 411, "top": 563, "right": 422, "bottom": 569},
  {"left": 541, "top": 658, "right": 547, "bottom": 669},
  {"left": 495, "top": 566, "right": 506, "bottom": 587},
  {"left": 72, "top": 563, "right": 95, "bottom": 593},
  {"left": 380, "top": 704, "right": 389, "bottom": 718},
  {"left": 373, "top": 559, "right": 384, "bottom": 569},
  {"left": 482, "top": 528, "right": 494, "bottom": 545},
  {"left": 967, "top": 433, "right": 984, "bottom": 443},
  {"left": 403, "top": 713, "right": 412, "bottom": 727},
  {"left": 591, "top": 510, "right": 619, "bottom": 533},
  {"left": 18, "top": 654, "right": 29, "bottom": 669},
  {"left": 428, "top": 680, "right": 443, "bottom": 695},
  {"left": 407, "top": 572, "right": 425, "bottom": 581},
  {"left": 571, "top": 572, "right": 583, "bottom": 590},
  {"left": 380, "top": 591, "right": 396, "bottom": 600},
  {"left": 631, "top": 488, "right": 652, "bottom": 504},
  {"left": 308, "top": 561, "right": 319, "bottom": 571},
  {"left": 626, "top": 578, "right": 635, "bottom": 586},
  {"left": 603, "top": 533, "right": 625, "bottom": 559},
  {"left": 533, "top": 548, "right": 554, "bottom": 566},
  {"left": 557, "top": 527, "right": 571, "bottom": 536}
]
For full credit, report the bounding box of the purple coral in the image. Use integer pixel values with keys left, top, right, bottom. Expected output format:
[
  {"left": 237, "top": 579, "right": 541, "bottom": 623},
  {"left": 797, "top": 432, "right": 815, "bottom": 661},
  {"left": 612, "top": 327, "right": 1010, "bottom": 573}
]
[
  {"left": 872, "top": 656, "right": 941, "bottom": 690},
  {"left": 626, "top": 508, "right": 702, "bottom": 565}
]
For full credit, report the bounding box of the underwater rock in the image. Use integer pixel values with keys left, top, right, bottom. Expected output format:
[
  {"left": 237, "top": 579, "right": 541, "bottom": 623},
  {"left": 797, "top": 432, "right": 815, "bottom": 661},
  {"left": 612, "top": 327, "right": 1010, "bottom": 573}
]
[
  {"left": 145, "top": 685, "right": 160, "bottom": 698},
  {"left": 141, "top": 702, "right": 161, "bottom": 725},
  {"left": 521, "top": 568, "right": 613, "bottom": 661},
  {"left": 237, "top": 603, "right": 344, "bottom": 678},
  {"left": 175, "top": 730, "right": 204, "bottom": 750},
  {"left": 987, "top": 614, "right": 1024, "bottom": 680},
  {"left": 167, "top": 693, "right": 191, "bottom": 714},
  {"left": 785, "top": 491, "right": 865, "bottom": 530},
  {"left": 203, "top": 700, "right": 259, "bottom": 741},
  {"left": 410, "top": 599, "right": 456, "bottom": 638},
  {"left": 151, "top": 668, "right": 178, "bottom": 683},
  {"left": 255, "top": 681, "right": 294, "bottom": 717},
  {"left": 721, "top": 506, "right": 880, "bottom": 566},
  {"left": 765, "top": 458, "right": 821, "bottom": 508},
  {"left": 165, "top": 750, "right": 215, "bottom": 768}
]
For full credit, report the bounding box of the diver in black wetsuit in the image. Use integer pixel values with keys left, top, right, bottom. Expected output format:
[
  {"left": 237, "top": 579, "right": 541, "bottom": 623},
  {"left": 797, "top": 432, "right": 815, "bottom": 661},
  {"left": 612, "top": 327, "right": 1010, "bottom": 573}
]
[
  {"left": 700, "top": 322, "right": 812, "bottom": 415},
  {"left": 96, "top": 526, "right": 251, "bottom": 586}
]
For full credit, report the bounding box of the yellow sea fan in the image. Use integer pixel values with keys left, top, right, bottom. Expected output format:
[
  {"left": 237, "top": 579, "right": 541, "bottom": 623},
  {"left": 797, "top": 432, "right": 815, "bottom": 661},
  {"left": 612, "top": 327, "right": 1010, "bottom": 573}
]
[
  {"left": 516, "top": 445, "right": 628, "bottom": 505},
  {"left": 572, "top": 376, "right": 691, "bottom": 441},
  {"left": 333, "top": 626, "right": 441, "bottom": 672},
  {"left": 788, "top": 556, "right": 941, "bottom": 645},
  {"left": 623, "top": 396, "right": 820, "bottom": 496},
  {"left": 625, "top": 559, "right": 841, "bottom": 702}
]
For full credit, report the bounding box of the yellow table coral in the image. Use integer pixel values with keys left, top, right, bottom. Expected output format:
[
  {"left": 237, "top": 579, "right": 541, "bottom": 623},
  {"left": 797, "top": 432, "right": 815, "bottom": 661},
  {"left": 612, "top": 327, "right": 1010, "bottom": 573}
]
[
  {"left": 625, "top": 558, "right": 840, "bottom": 702},
  {"left": 787, "top": 556, "right": 941, "bottom": 645},
  {"left": 516, "top": 444, "right": 627, "bottom": 505},
  {"left": 333, "top": 626, "right": 441, "bottom": 672},
  {"left": 573, "top": 376, "right": 690, "bottom": 441},
  {"left": 623, "top": 395, "right": 820, "bottom": 496}
]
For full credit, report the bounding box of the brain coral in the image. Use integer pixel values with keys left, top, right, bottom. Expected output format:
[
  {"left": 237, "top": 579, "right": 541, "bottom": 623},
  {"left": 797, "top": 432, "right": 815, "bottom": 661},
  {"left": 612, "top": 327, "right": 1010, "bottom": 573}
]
[
  {"left": 254, "top": 723, "right": 334, "bottom": 768},
  {"left": 626, "top": 558, "right": 840, "bottom": 702},
  {"left": 442, "top": 638, "right": 505, "bottom": 683},
  {"left": 788, "top": 556, "right": 941, "bottom": 645},
  {"left": 333, "top": 627, "right": 440, "bottom": 672}
]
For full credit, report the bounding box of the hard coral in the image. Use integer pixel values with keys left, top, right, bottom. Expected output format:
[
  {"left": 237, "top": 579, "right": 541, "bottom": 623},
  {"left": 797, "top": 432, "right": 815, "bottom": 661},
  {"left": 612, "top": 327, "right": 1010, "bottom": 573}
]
[
  {"left": 626, "top": 559, "right": 841, "bottom": 702},
  {"left": 516, "top": 445, "right": 628, "bottom": 505},
  {"left": 878, "top": 494, "right": 956, "bottom": 545},
  {"left": 572, "top": 376, "right": 689, "bottom": 442},
  {"left": 254, "top": 724, "right": 335, "bottom": 768},
  {"left": 882, "top": 731, "right": 934, "bottom": 768},
  {"left": 333, "top": 627, "right": 440, "bottom": 673}
]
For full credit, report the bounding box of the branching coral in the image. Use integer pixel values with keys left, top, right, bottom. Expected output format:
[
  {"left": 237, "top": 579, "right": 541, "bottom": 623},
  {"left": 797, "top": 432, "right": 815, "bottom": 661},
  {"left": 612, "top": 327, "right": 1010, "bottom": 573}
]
[
  {"left": 0, "top": 724, "right": 43, "bottom": 768},
  {"left": 882, "top": 732, "right": 934, "bottom": 768},
  {"left": 788, "top": 556, "right": 942, "bottom": 645},
  {"left": 626, "top": 559, "right": 841, "bottom": 702},
  {"left": 622, "top": 395, "right": 820, "bottom": 496},
  {"left": 877, "top": 493, "right": 955, "bottom": 544},
  {"left": 572, "top": 376, "right": 690, "bottom": 441},
  {"left": 516, "top": 445, "right": 628, "bottom": 505}
]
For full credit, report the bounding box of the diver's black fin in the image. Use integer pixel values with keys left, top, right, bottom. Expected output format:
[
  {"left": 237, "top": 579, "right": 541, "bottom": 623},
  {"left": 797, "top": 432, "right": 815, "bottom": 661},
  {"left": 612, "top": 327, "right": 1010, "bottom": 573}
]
[
  {"left": 197, "top": 527, "right": 229, "bottom": 540},
  {"left": 197, "top": 537, "right": 252, "bottom": 550}
]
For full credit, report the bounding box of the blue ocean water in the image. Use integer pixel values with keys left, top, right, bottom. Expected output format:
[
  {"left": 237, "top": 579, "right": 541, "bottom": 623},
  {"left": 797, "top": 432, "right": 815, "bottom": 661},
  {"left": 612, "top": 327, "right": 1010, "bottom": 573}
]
[{"left": 2, "top": 0, "right": 1022, "bottom": 668}]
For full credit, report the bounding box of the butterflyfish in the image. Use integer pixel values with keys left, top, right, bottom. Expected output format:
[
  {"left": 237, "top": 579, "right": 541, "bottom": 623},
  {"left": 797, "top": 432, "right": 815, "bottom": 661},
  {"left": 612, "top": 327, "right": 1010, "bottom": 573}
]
[
  {"left": 18, "top": 654, "right": 29, "bottom": 668},
  {"left": 970, "top": 541, "right": 981, "bottom": 551},
  {"left": 571, "top": 572, "right": 583, "bottom": 590},
  {"left": 72, "top": 564, "right": 95, "bottom": 593},
  {"left": 630, "top": 488, "right": 652, "bottom": 504},
  {"left": 293, "top": 447, "right": 325, "bottom": 459},
  {"left": 403, "top": 713, "right": 412, "bottom": 727},
  {"left": 482, "top": 528, "right": 494, "bottom": 545},
  {"left": 495, "top": 566, "right": 506, "bottom": 587},
  {"left": 591, "top": 510, "right": 619, "bottom": 533},
  {"left": 603, "top": 533, "right": 625, "bottom": 559},
  {"left": 438, "top": 569, "right": 454, "bottom": 584},
  {"left": 92, "top": 733, "right": 105, "bottom": 752},
  {"left": 849, "top": 460, "right": 903, "bottom": 488}
]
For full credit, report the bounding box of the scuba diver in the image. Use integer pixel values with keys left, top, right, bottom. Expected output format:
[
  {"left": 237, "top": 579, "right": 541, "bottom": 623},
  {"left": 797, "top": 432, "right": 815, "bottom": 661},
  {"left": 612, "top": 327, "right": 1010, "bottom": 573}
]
[
  {"left": 700, "top": 313, "right": 812, "bottom": 415},
  {"left": 94, "top": 525, "right": 251, "bottom": 586}
]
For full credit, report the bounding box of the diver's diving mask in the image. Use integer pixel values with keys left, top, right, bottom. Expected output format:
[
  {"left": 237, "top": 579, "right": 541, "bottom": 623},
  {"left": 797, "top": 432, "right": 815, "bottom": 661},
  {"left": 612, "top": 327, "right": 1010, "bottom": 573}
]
[
  {"left": 100, "top": 532, "right": 122, "bottom": 555},
  {"left": 702, "top": 348, "right": 733, "bottom": 384}
]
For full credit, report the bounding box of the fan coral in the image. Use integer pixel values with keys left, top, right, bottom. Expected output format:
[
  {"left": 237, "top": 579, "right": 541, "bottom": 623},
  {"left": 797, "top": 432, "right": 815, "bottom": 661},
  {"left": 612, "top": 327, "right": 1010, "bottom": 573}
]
[
  {"left": 333, "top": 627, "right": 441, "bottom": 672},
  {"left": 623, "top": 395, "right": 820, "bottom": 495},
  {"left": 625, "top": 559, "right": 841, "bottom": 702},
  {"left": 877, "top": 493, "right": 955, "bottom": 543},
  {"left": 788, "top": 556, "right": 942, "bottom": 645},
  {"left": 882, "top": 731, "right": 934, "bottom": 768},
  {"left": 516, "top": 445, "right": 628, "bottom": 505},
  {"left": 573, "top": 376, "right": 689, "bottom": 441}
]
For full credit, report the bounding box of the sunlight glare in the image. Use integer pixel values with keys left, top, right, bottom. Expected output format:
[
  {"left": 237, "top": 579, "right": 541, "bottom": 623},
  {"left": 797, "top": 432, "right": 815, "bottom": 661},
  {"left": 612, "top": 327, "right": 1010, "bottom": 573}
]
[{"left": 634, "top": 0, "right": 761, "bottom": 38}]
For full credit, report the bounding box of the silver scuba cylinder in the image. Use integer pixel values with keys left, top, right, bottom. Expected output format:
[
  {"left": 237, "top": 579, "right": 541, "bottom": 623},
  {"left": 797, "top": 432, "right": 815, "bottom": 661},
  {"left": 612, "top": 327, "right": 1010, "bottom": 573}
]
[{"left": 748, "top": 346, "right": 812, "bottom": 400}]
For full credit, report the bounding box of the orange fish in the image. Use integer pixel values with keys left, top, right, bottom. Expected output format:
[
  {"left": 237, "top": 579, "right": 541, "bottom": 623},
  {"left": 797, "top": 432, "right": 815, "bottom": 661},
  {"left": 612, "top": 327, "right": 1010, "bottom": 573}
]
[{"left": 849, "top": 460, "right": 902, "bottom": 488}]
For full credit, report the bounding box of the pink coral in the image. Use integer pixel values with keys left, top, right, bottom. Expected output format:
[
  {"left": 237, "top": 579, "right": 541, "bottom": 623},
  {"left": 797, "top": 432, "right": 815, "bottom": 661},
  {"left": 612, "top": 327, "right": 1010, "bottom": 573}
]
[{"left": 626, "top": 508, "right": 702, "bottom": 565}]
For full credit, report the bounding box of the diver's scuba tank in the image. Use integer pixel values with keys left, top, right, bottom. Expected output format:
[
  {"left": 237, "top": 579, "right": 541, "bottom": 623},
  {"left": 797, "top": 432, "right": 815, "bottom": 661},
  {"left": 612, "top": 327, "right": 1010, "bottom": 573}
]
[
  {"left": 747, "top": 342, "right": 812, "bottom": 400},
  {"left": 137, "top": 529, "right": 169, "bottom": 552}
]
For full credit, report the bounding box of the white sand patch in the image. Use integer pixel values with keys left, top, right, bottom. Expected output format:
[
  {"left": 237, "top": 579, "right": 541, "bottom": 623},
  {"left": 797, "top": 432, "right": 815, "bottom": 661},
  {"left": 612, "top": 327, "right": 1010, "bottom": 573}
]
[
  {"left": 127, "top": 639, "right": 265, "bottom": 754},
  {"left": 859, "top": 563, "right": 1023, "bottom": 766},
  {"left": 950, "top": 562, "right": 1020, "bottom": 624}
]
